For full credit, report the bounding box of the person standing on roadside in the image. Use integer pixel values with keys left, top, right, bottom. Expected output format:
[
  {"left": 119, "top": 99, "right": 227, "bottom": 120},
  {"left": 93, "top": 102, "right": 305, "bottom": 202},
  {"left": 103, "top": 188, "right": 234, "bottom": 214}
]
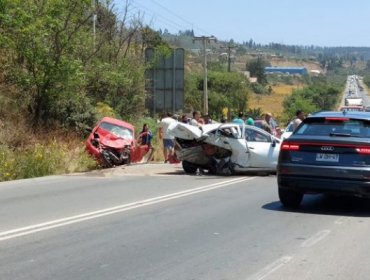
[
  {"left": 190, "top": 110, "right": 205, "bottom": 126},
  {"left": 159, "top": 112, "right": 177, "bottom": 163},
  {"left": 203, "top": 114, "right": 214, "bottom": 124},
  {"left": 138, "top": 123, "right": 153, "bottom": 147},
  {"left": 232, "top": 112, "right": 245, "bottom": 125},
  {"left": 292, "top": 110, "right": 305, "bottom": 131},
  {"left": 261, "top": 113, "right": 273, "bottom": 134},
  {"left": 181, "top": 114, "right": 190, "bottom": 124},
  {"left": 246, "top": 116, "right": 254, "bottom": 126}
]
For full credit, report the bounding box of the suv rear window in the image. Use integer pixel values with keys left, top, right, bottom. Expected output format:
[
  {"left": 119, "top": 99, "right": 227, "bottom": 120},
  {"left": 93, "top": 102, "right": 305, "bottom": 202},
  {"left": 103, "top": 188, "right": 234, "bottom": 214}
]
[{"left": 295, "top": 118, "right": 370, "bottom": 137}]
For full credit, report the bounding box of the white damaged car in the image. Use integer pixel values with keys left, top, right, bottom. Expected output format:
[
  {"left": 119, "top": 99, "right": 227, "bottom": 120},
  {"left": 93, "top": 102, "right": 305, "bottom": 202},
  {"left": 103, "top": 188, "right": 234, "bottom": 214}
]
[{"left": 169, "top": 122, "right": 281, "bottom": 175}]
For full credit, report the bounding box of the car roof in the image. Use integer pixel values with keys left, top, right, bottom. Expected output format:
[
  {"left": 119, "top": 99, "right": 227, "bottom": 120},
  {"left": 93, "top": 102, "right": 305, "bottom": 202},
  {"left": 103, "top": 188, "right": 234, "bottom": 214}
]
[{"left": 308, "top": 111, "right": 370, "bottom": 120}]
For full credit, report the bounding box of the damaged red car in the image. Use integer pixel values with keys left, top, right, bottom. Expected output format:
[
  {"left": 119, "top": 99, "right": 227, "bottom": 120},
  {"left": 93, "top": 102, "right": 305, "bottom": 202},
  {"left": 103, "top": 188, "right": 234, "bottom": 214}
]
[{"left": 86, "top": 117, "right": 153, "bottom": 167}]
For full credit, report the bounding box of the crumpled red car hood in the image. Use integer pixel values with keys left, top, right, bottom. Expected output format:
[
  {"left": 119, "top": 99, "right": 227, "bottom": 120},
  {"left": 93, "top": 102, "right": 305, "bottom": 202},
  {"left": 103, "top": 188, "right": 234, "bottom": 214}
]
[{"left": 99, "top": 132, "right": 132, "bottom": 149}]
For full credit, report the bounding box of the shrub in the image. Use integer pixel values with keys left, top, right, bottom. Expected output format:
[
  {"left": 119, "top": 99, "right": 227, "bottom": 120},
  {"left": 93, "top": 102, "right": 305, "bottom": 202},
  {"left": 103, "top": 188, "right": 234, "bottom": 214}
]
[{"left": 0, "top": 140, "right": 97, "bottom": 182}]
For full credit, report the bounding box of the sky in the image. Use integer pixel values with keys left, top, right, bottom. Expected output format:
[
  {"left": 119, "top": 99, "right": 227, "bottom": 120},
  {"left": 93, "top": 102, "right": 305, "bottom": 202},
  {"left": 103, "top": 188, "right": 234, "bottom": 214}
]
[{"left": 113, "top": 0, "right": 370, "bottom": 47}]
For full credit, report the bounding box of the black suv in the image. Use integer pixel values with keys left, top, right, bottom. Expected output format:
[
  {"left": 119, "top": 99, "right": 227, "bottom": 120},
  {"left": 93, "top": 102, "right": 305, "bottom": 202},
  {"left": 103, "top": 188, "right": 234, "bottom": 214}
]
[{"left": 277, "top": 111, "right": 370, "bottom": 207}]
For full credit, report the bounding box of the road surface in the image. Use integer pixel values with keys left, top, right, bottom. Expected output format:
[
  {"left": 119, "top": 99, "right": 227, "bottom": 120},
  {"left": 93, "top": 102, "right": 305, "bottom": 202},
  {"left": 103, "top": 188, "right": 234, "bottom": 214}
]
[{"left": 1, "top": 163, "right": 370, "bottom": 280}]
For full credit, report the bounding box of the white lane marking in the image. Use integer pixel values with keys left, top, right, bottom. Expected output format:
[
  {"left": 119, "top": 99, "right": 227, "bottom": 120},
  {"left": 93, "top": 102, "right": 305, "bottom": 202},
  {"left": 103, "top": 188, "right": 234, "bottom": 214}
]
[
  {"left": 334, "top": 217, "right": 349, "bottom": 225},
  {"left": 301, "top": 230, "right": 331, "bottom": 247},
  {"left": 247, "top": 256, "right": 293, "bottom": 280},
  {"left": 0, "top": 177, "right": 255, "bottom": 241}
]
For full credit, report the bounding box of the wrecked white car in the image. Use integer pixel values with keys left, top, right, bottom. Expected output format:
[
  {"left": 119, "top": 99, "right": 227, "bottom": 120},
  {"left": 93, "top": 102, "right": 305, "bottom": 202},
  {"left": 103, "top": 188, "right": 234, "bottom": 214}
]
[{"left": 169, "top": 122, "right": 281, "bottom": 175}]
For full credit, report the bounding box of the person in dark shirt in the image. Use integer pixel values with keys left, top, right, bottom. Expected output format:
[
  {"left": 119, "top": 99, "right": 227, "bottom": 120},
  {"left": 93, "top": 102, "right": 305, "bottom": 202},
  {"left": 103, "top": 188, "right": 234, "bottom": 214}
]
[{"left": 138, "top": 123, "right": 153, "bottom": 147}]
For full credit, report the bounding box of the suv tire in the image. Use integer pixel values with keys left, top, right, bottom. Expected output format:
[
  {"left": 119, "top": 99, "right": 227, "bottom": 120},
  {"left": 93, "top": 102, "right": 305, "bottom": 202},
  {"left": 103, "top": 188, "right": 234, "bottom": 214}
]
[{"left": 278, "top": 187, "right": 303, "bottom": 208}]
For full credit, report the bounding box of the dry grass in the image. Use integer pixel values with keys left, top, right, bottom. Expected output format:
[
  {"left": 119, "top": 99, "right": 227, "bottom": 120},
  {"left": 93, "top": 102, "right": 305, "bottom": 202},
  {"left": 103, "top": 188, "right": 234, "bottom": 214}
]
[{"left": 248, "top": 85, "right": 303, "bottom": 120}]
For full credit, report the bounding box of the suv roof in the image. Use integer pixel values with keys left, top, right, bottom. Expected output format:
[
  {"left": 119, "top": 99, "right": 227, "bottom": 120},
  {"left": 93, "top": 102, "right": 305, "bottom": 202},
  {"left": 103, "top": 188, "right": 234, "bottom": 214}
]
[{"left": 307, "top": 111, "right": 370, "bottom": 120}]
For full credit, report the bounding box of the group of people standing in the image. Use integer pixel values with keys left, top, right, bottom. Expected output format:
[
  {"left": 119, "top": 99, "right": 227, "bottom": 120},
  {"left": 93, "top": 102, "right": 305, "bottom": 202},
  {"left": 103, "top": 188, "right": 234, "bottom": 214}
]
[
  {"left": 158, "top": 111, "right": 212, "bottom": 163},
  {"left": 231, "top": 110, "right": 305, "bottom": 137},
  {"left": 156, "top": 109, "right": 306, "bottom": 163}
]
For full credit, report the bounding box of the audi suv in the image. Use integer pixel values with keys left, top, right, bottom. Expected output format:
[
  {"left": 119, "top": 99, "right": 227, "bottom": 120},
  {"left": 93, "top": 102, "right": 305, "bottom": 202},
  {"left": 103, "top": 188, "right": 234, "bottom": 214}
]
[{"left": 277, "top": 111, "right": 370, "bottom": 207}]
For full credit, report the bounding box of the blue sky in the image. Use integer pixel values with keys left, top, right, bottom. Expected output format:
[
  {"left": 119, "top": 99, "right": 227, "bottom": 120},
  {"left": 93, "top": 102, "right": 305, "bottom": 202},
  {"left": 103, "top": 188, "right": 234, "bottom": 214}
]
[{"left": 113, "top": 0, "right": 370, "bottom": 47}]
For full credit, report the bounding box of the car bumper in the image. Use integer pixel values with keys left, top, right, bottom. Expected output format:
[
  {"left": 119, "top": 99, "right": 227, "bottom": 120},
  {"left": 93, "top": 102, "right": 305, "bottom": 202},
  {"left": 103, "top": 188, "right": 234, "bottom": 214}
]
[{"left": 278, "top": 164, "right": 370, "bottom": 197}]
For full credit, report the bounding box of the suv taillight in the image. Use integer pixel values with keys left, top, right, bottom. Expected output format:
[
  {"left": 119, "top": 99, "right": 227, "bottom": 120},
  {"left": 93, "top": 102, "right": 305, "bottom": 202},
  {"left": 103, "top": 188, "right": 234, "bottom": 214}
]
[
  {"left": 281, "top": 143, "right": 300, "bottom": 151},
  {"left": 356, "top": 147, "right": 370, "bottom": 155}
]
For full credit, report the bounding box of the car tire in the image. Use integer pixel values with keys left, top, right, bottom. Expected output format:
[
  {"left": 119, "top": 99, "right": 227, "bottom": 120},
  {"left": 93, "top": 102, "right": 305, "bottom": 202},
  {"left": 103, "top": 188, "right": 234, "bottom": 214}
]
[
  {"left": 182, "top": 161, "right": 198, "bottom": 174},
  {"left": 278, "top": 187, "right": 303, "bottom": 208}
]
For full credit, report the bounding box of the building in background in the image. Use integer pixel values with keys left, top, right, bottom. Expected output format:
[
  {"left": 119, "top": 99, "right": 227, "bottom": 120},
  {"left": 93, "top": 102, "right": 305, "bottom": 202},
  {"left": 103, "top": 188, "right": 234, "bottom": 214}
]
[{"left": 264, "top": 66, "right": 308, "bottom": 75}]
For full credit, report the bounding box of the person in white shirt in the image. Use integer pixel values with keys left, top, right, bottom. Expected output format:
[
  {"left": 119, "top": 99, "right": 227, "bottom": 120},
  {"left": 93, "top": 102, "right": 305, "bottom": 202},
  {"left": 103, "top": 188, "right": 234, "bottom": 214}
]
[
  {"left": 189, "top": 110, "right": 205, "bottom": 126},
  {"left": 292, "top": 110, "right": 305, "bottom": 131},
  {"left": 159, "top": 112, "right": 177, "bottom": 163}
]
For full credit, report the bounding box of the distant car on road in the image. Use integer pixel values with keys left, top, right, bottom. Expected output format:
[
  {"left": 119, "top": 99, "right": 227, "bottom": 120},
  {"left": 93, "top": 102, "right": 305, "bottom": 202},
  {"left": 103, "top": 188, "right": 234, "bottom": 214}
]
[{"left": 278, "top": 111, "right": 370, "bottom": 208}]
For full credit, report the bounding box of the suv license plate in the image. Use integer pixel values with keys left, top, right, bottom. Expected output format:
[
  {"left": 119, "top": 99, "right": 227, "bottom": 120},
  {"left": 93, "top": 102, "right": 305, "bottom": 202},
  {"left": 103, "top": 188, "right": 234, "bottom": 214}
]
[{"left": 316, "top": 153, "right": 339, "bottom": 162}]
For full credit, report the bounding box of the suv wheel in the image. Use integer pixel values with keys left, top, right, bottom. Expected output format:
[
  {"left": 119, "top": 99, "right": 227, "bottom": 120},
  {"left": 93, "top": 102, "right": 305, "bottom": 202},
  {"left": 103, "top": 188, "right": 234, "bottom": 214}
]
[
  {"left": 182, "top": 161, "right": 198, "bottom": 174},
  {"left": 278, "top": 187, "right": 303, "bottom": 208}
]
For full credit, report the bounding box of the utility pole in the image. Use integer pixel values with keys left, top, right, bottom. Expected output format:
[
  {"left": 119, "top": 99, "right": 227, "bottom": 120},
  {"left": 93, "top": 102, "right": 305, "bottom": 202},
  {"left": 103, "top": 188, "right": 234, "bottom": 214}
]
[
  {"left": 221, "top": 42, "right": 235, "bottom": 120},
  {"left": 193, "top": 36, "right": 216, "bottom": 115},
  {"left": 221, "top": 42, "right": 235, "bottom": 72}
]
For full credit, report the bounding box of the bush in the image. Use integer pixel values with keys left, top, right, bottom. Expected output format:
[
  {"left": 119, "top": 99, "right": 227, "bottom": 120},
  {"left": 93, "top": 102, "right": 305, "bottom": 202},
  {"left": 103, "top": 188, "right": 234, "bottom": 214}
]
[
  {"left": 251, "top": 83, "right": 267, "bottom": 94},
  {"left": 0, "top": 140, "right": 97, "bottom": 182}
]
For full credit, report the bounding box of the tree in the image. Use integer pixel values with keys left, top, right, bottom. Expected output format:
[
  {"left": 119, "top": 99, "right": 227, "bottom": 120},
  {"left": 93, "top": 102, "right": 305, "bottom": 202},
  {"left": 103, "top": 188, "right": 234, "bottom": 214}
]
[
  {"left": 282, "top": 84, "right": 340, "bottom": 123},
  {"left": 246, "top": 57, "right": 268, "bottom": 85},
  {"left": 0, "top": 0, "right": 96, "bottom": 128},
  {"left": 0, "top": 0, "right": 150, "bottom": 130},
  {"left": 207, "top": 71, "right": 249, "bottom": 117}
]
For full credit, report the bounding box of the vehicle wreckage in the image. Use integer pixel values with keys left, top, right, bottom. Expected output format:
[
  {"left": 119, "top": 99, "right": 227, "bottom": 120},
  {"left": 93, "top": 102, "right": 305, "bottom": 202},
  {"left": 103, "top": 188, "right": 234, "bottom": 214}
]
[{"left": 169, "top": 122, "right": 281, "bottom": 175}]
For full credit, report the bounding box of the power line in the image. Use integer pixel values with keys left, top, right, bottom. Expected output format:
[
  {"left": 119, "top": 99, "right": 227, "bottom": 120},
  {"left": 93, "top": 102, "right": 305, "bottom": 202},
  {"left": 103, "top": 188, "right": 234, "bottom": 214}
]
[
  {"left": 130, "top": 1, "right": 190, "bottom": 32},
  {"left": 149, "top": 0, "right": 210, "bottom": 35},
  {"left": 131, "top": 0, "right": 211, "bottom": 36}
]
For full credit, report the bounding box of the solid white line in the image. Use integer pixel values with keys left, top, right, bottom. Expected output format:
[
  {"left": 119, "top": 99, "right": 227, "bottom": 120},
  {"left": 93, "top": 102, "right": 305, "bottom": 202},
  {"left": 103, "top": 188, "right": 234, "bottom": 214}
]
[
  {"left": 0, "top": 177, "right": 255, "bottom": 241},
  {"left": 247, "top": 256, "right": 293, "bottom": 280},
  {"left": 301, "top": 230, "right": 331, "bottom": 247}
]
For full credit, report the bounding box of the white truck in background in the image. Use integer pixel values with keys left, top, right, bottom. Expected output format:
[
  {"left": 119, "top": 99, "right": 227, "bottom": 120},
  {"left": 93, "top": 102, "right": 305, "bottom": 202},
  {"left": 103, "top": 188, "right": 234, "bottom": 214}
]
[{"left": 345, "top": 97, "right": 363, "bottom": 106}]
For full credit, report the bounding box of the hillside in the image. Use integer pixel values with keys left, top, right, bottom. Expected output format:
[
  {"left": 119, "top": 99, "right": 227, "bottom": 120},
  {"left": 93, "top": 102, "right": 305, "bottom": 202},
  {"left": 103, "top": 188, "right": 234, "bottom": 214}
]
[{"left": 248, "top": 85, "right": 303, "bottom": 123}]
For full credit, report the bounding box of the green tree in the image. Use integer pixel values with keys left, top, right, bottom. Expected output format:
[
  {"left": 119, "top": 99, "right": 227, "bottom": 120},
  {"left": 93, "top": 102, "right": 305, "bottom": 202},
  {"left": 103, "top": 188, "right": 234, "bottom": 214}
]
[
  {"left": 0, "top": 0, "right": 96, "bottom": 128},
  {"left": 207, "top": 71, "right": 249, "bottom": 116},
  {"left": 246, "top": 57, "right": 269, "bottom": 85},
  {"left": 282, "top": 84, "right": 340, "bottom": 123},
  {"left": 184, "top": 72, "right": 203, "bottom": 112}
]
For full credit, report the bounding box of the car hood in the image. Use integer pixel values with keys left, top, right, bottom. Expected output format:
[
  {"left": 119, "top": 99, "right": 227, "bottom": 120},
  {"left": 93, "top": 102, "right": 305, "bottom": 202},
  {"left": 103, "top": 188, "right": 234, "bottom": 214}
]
[
  {"left": 99, "top": 133, "right": 132, "bottom": 148},
  {"left": 169, "top": 122, "right": 203, "bottom": 140}
]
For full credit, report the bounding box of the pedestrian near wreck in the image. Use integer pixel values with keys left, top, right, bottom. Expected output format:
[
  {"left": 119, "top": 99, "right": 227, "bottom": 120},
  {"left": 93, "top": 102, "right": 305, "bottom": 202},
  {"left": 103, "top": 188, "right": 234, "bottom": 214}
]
[{"left": 159, "top": 112, "right": 177, "bottom": 163}]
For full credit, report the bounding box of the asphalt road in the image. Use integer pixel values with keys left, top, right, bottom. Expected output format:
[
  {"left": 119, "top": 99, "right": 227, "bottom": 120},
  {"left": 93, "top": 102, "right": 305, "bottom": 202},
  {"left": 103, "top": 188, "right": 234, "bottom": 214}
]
[{"left": 1, "top": 164, "right": 370, "bottom": 280}]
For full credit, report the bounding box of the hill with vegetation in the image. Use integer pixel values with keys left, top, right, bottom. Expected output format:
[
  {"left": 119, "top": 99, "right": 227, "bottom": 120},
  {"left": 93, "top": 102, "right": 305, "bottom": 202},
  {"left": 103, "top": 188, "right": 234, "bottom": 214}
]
[{"left": 0, "top": 1, "right": 368, "bottom": 181}]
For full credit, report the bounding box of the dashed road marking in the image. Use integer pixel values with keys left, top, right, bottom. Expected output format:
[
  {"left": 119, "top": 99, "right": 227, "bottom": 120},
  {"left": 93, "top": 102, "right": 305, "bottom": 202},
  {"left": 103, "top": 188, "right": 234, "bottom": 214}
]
[
  {"left": 301, "top": 230, "right": 331, "bottom": 248},
  {"left": 246, "top": 256, "right": 293, "bottom": 280}
]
